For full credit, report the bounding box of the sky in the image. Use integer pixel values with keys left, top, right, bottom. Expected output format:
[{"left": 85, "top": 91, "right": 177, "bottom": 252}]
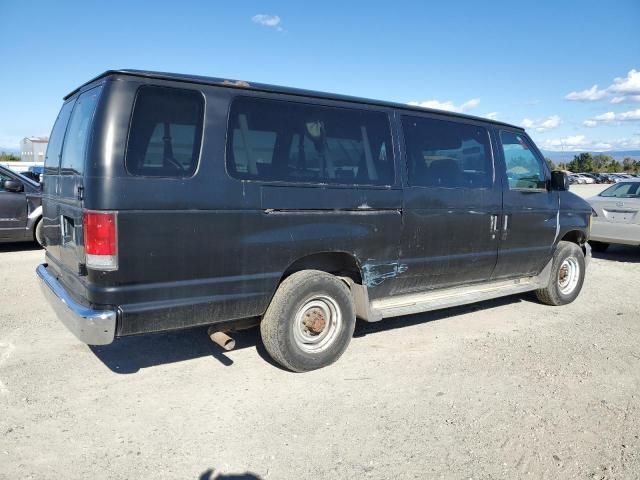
[{"left": 1, "top": 0, "right": 639, "bottom": 153}]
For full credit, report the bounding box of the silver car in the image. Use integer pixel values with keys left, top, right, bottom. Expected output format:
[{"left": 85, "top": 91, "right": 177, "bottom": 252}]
[{"left": 588, "top": 179, "right": 640, "bottom": 251}]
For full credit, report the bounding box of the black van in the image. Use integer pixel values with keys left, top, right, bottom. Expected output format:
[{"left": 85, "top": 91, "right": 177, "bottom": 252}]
[{"left": 37, "top": 70, "right": 592, "bottom": 372}]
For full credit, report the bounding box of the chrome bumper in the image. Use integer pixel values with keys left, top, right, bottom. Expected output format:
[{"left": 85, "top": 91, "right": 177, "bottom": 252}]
[{"left": 36, "top": 264, "right": 116, "bottom": 345}]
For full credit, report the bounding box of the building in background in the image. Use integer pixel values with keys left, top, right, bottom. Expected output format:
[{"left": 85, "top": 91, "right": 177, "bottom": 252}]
[{"left": 20, "top": 136, "right": 48, "bottom": 163}]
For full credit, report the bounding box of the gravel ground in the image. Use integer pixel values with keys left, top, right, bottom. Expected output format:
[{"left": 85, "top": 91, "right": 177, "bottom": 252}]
[{"left": 1, "top": 185, "right": 639, "bottom": 479}]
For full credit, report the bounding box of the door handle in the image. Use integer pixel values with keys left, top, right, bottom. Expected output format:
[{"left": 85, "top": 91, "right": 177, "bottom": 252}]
[
  {"left": 501, "top": 214, "right": 510, "bottom": 240},
  {"left": 60, "top": 215, "right": 75, "bottom": 246},
  {"left": 489, "top": 214, "right": 498, "bottom": 239}
]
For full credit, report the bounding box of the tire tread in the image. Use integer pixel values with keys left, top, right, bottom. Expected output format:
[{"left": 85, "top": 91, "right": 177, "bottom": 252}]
[
  {"left": 535, "top": 241, "right": 585, "bottom": 306},
  {"left": 260, "top": 270, "right": 355, "bottom": 372}
]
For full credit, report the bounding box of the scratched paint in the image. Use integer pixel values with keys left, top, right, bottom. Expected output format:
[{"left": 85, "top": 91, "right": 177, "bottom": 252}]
[{"left": 362, "top": 262, "right": 408, "bottom": 287}]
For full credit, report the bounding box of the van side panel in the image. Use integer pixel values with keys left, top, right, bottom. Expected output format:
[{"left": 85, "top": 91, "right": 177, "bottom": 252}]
[
  {"left": 111, "top": 206, "right": 401, "bottom": 335},
  {"left": 73, "top": 78, "right": 402, "bottom": 336}
]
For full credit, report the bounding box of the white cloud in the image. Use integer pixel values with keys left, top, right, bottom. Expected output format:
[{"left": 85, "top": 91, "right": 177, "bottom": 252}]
[
  {"left": 617, "top": 109, "right": 640, "bottom": 121},
  {"left": 565, "top": 84, "right": 608, "bottom": 101},
  {"left": 408, "top": 98, "right": 480, "bottom": 113},
  {"left": 586, "top": 108, "right": 640, "bottom": 126},
  {"left": 610, "top": 95, "right": 640, "bottom": 104},
  {"left": 483, "top": 112, "right": 498, "bottom": 120},
  {"left": 521, "top": 115, "right": 561, "bottom": 132},
  {"left": 609, "top": 69, "right": 640, "bottom": 95},
  {"left": 565, "top": 69, "right": 640, "bottom": 103},
  {"left": 594, "top": 111, "right": 617, "bottom": 121},
  {"left": 460, "top": 98, "right": 480, "bottom": 111},
  {"left": 252, "top": 14, "right": 283, "bottom": 31},
  {"left": 541, "top": 135, "right": 640, "bottom": 152}
]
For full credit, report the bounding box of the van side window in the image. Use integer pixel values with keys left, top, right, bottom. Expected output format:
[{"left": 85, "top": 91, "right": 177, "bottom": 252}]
[
  {"left": 44, "top": 100, "right": 75, "bottom": 175},
  {"left": 402, "top": 116, "right": 493, "bottom": 188},
  {"left": 500, "top": 131, "right": 547, "bottom": 190},
  {"left": 126, "top": 86, "right": 204, "bottom": 177},
  {"left": 60, "top": 87, "right": 102, "bottom": 176},
  {"left": 227, "top": 97, "right": 394, "bottom": 185}
]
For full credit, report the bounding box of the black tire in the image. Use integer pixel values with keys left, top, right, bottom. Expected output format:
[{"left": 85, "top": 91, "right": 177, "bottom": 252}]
[
  {"left": 34, "top": 219, "right": 45, "bottom": 247},
  {"left": 535, "top": 241, "right": 586, "bottom": 306},
  {"left": 589, "top": 241, "right": 609, "bottom": 253},
  {"left": 260, "top": 270, "right": 356, "bottom": 372}
]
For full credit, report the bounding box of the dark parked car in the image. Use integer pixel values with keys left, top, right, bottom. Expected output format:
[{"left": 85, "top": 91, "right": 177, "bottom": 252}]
[
  {"left": 20, "top": 170, "right": 41, "bottom": 183},
  {"left": 21, "top": 165, "right": 45, "bottom": 183},
  {"left": 0, "top": 165, "right": 43, "bottom": 245},
  {"left": 37, "top": 70, "right": 592, "bottom": 371}
]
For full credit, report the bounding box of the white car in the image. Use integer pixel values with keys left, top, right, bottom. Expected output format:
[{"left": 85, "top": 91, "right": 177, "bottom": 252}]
[
  {"left": 588, "top": 179, "right": 640, "bottom": 251},
  {"left": 611, "top": 174, "right": 634, "bottom": 183},
  {"left": 576, "top": 174, "right": 595, "bottom": 184},
  {"left": 569, "top": 174, "right": 585, "bottom": 184}
]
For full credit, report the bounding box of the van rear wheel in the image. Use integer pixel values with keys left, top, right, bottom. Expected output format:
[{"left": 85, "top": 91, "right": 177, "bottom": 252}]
[
  {"left": 535, "top": 241, "right": 585, "bottom": 306},
  {"left": 260, "top": 270, "right": 356, "bottom": 372}
]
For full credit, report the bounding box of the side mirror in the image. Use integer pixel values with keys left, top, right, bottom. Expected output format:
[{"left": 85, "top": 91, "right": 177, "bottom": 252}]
[
  {"left": 3, "top": 179, "right": 24, "bottom": 193},
  {"left": 550, "top": 171, "right": 569, "bottom": 191}
]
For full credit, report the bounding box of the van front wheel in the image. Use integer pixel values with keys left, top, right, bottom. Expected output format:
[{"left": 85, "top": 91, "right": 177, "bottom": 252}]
[
  {"left": 535, "top": 241, "right": 586, "bottom": 306},
  {"left": 260, "top": 270, "right": 356, "bottom": 372}
]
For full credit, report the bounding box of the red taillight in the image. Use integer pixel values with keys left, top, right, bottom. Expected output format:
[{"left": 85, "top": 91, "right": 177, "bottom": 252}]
[{"left": 83, "top": 211, "right": 118, "bottom": 270}]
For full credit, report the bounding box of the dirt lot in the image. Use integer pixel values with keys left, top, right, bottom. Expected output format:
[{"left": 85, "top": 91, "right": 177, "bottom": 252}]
[{"left": 2, "top": 185, "right": 639, "bottom": 479}]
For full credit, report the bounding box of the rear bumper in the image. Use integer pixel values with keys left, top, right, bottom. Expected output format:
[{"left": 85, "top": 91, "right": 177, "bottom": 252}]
[{"left": 36, "top": 264, "right": 116, "bottom": 345}]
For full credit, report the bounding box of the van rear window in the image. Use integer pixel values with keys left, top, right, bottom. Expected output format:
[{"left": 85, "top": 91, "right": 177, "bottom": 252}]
[
  {"left": 125, "top": 86, "right": 204, "bottom": 177},
  {"left": 44, "top": 100, "right": 75, "bottom": 175},
  {"left": 227, "top": 97, "right": 394, "bottom": 186},
  {"left": 60, "top": 86, "right": 103, "bottom": 176}
]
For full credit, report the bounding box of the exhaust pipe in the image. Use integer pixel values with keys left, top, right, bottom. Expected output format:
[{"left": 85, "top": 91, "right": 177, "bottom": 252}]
[{"left": 207, "top": 327, "right": 235, "bottom": 351}]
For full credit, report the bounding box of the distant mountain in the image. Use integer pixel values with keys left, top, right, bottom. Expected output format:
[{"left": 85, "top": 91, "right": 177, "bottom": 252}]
[
  {"left": 542, "top": 150, "right": 640, "bottom": 163},
  {"left": 0, "top": 146, "right": 19, "bottom": 154}
]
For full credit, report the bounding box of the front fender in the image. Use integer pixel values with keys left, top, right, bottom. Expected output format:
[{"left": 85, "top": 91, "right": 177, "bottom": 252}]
[{"left": 557, "top": 191, "right": 591, "bottom": 243}]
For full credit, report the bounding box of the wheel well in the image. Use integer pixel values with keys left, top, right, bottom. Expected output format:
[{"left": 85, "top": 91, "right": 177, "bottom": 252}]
[
  {"left": 561, "top": 230, "right": 588, "bottom": 256},
  {"left": 561, "top": 230, "right": 587, "bottom": 246},
  {"left": 282, "top": 252, "right": 363, "bottom": 284},
  {"left": 32, "top": 215, "right": 42, "bottom": 233}
]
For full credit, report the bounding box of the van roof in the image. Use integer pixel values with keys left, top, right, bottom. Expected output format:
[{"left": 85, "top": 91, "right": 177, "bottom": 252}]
[{"left": 67, "top": 69, "right": 523, "bottom": 130}]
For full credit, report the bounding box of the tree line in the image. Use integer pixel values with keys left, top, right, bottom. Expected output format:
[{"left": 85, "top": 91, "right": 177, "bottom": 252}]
[
  {"left": 0, "top": 152, "right": 20, "bottom": 162},
  {"left": 545, "top": 153, "right": 639, "bottom": 173}
]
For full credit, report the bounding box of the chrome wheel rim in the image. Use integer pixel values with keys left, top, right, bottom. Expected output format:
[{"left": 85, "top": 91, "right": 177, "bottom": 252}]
[
  {"left": 558, "top": 257, "right": 580, "bottom": 295},
  {"left": 293, "top": 296, "right": 342, "bottom": 353}
]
